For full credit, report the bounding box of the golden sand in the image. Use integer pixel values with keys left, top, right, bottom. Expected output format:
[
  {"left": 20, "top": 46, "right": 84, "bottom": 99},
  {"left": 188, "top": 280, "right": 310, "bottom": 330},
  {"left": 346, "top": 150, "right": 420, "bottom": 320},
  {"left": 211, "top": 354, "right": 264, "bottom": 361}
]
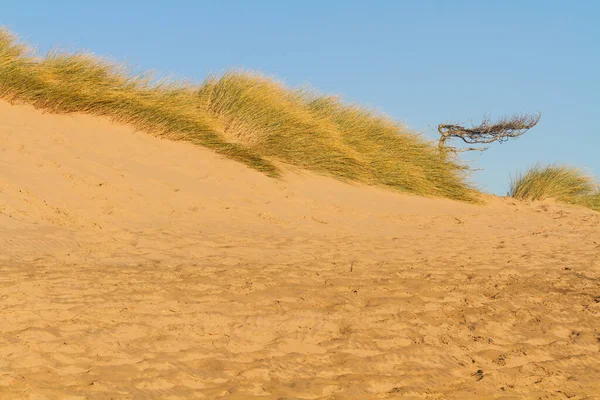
[{"left": 1, "top": 101, "right": 599, "bottom": 399}]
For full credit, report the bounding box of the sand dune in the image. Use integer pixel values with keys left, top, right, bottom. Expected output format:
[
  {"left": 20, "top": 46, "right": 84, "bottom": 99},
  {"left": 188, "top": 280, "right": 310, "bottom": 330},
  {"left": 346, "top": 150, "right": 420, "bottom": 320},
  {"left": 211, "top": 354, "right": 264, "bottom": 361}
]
[{"left": 1, "top": 100, "right": 599, "bottom": 399}]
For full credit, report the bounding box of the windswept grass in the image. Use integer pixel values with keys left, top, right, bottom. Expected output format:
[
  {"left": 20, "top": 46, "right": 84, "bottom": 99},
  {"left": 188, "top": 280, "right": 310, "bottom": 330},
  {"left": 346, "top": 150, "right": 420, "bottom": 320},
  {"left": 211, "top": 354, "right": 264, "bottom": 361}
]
[
  {"left": 0, "top": 30, "right": 275, "bottom": 175},
  {"left": 576, "top": 193, "right": 600, "bottom": 212},
  {"left": 510, "top": 165, "right": 600, "bottom": 211},
  {"left": 0, "top": 28, "right": 475, "bottom": 200}
]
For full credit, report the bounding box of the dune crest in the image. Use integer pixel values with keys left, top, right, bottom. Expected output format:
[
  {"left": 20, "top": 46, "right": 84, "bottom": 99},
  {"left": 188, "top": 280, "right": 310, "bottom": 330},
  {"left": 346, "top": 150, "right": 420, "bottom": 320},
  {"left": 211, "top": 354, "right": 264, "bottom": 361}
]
[{"left": 1, "top": 101, "right": 599, "bottom": 398}]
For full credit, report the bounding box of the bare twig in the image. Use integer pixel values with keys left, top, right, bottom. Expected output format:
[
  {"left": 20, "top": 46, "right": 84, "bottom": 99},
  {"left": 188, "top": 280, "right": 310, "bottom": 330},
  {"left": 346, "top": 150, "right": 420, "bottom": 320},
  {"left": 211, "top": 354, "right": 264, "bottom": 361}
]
[{"left": 438, "top": 113, "right": 540, "bottom": 151}]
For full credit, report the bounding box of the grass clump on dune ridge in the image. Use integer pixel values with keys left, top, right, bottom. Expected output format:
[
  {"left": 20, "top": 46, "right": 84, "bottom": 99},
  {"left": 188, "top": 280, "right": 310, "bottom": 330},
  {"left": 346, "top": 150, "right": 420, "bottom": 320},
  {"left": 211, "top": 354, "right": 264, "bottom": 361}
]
[
  {"left": 0, "top": 28, "right": 475, "bottom": 201},
  {"left": 197, "top": 72, "right": 366, "bottom": 180},
  {"left": 0, "top": 30, "right": 275, "bottom": 175},
  {"left": 510, "top": 165, "right": 600, "bottom": 211}
]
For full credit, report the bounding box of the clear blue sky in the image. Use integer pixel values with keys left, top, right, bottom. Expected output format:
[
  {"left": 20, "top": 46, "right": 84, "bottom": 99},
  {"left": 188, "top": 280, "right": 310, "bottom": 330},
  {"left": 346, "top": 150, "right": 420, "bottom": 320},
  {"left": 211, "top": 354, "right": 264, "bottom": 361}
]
[{"left": 2, "top": 1, "right": 598, "bottom": 195}]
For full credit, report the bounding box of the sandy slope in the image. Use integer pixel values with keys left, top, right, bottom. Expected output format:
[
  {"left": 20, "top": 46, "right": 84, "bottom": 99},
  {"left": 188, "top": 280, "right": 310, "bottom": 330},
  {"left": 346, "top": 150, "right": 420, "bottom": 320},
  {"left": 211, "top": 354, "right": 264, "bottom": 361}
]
[{"left": 1, "top": 100, "right": 599, "bottom": 399}]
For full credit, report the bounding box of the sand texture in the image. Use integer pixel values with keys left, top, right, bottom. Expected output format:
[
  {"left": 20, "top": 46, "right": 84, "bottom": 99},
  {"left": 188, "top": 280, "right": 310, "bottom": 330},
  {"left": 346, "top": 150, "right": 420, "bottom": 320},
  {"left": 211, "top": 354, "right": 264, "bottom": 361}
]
[{"left": 1, "top": 100, "right": 599, "bottom": 399}]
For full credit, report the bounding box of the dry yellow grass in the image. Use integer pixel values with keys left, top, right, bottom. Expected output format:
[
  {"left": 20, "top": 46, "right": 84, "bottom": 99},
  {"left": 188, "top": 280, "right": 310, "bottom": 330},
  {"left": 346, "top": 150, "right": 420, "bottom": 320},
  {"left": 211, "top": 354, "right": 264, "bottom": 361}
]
[
  {"left": 510, "top": 164, "right": 600, "bottom": 211},
  {"left": 0, "top": 27, "right": 474, "bottom": 200}
]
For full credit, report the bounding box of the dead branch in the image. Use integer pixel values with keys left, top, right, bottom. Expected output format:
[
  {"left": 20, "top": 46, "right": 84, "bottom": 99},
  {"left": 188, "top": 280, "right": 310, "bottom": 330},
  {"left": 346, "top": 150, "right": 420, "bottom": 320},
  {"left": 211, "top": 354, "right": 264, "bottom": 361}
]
[{"left": 438, "top": 113, "right": 540, "bottom": 151}]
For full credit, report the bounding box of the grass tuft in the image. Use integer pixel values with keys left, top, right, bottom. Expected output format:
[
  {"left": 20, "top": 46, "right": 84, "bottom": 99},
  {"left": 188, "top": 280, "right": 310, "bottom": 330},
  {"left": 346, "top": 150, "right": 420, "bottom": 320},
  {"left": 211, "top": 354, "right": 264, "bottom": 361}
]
[
  {"left": 510, "top": 164, "right": 600, "bottom": 211},
  {"left": 0, "top": 27, "right": 476, "bottom": 200}
]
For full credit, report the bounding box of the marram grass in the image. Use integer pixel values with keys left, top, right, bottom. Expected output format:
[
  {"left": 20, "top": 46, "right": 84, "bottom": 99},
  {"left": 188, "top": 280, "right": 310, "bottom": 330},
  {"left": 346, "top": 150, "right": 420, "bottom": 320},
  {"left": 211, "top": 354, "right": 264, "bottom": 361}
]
[
  {"left": 0, "top": 28, "right": 475, "bottom": 201},
  {"left": 510, "top": 165, "right": 600, "bottom": 211}
]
